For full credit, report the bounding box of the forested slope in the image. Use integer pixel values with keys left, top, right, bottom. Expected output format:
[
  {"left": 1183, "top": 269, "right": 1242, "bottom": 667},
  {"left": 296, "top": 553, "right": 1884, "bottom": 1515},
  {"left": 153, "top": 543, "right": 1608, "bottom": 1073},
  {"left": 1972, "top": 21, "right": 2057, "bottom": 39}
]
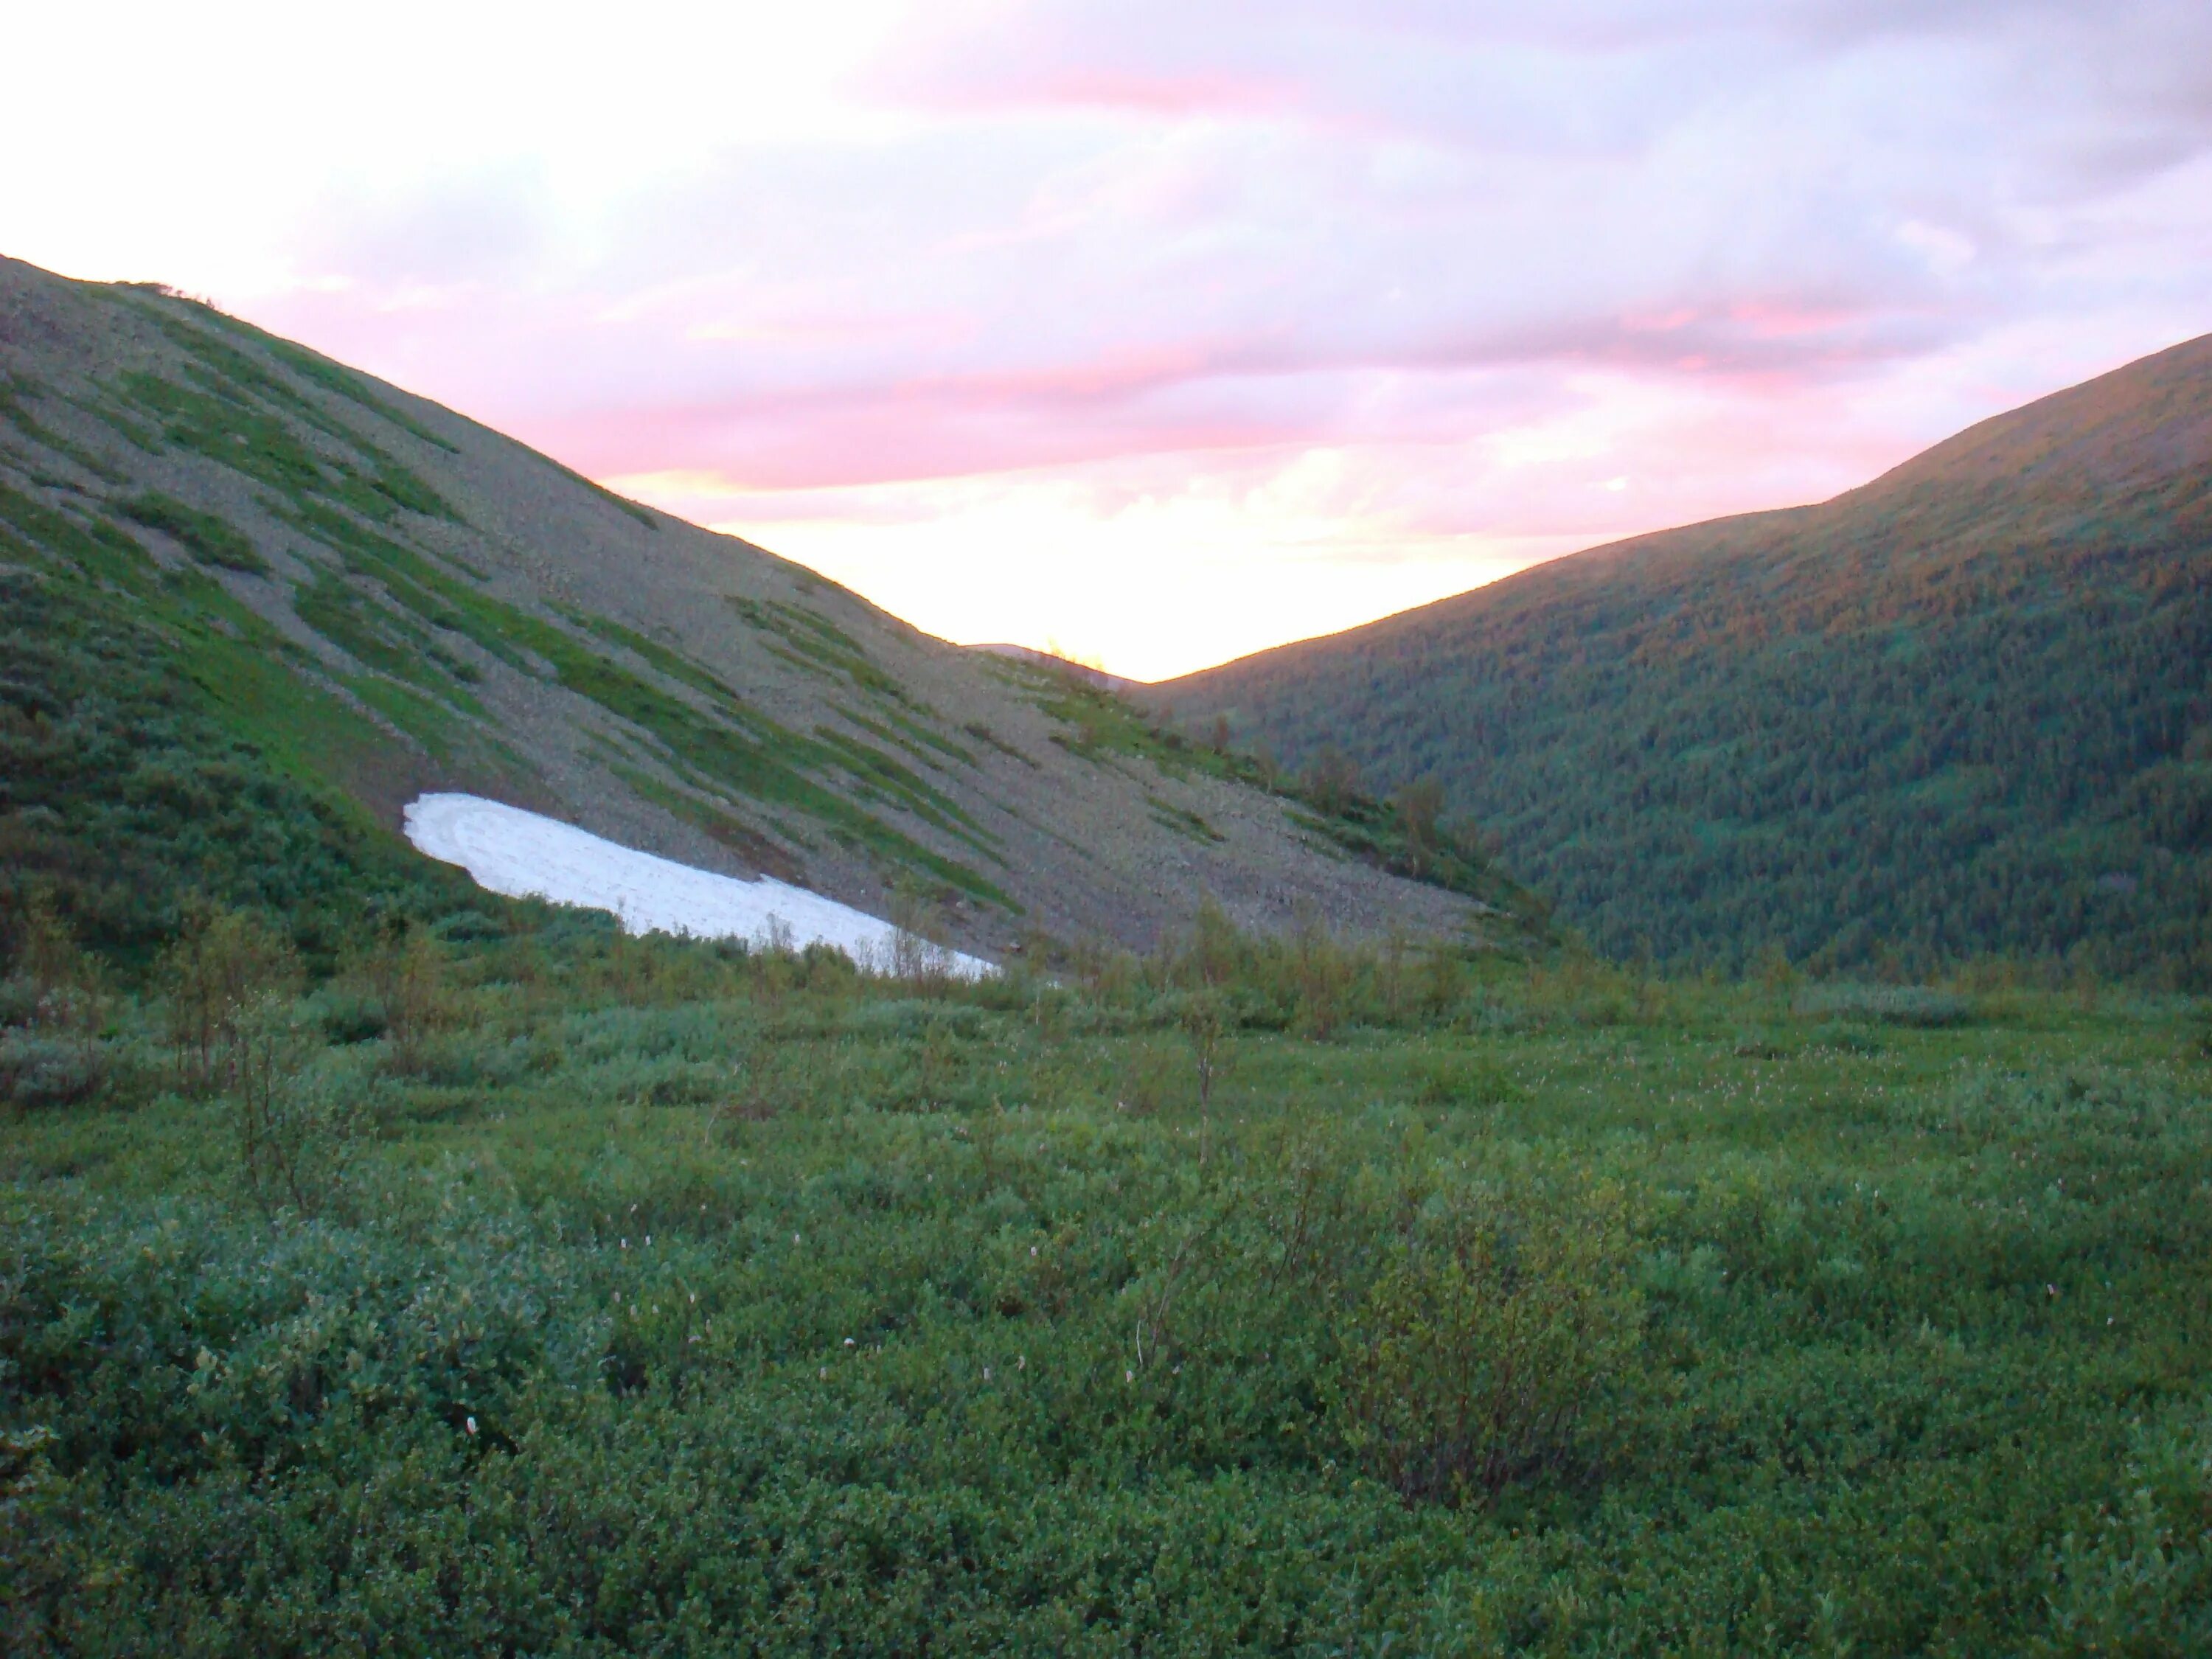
[{"left": 1154, "top": 335, "right": 2212, "bottom": 982}]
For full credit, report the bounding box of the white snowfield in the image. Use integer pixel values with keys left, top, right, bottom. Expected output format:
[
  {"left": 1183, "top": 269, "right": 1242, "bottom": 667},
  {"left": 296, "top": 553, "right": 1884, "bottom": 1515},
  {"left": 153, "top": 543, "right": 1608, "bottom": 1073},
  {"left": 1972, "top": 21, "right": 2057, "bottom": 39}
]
[{"left": 403, "top": 793, "right": 992, "bottom": 978}]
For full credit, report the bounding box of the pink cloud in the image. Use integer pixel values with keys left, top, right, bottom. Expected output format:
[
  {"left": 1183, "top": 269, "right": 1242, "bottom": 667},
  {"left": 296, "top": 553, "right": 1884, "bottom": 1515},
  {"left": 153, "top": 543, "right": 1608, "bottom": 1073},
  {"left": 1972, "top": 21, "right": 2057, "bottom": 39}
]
[{"left": 209, "top": 2, "right": 2212, "bottom": 671}]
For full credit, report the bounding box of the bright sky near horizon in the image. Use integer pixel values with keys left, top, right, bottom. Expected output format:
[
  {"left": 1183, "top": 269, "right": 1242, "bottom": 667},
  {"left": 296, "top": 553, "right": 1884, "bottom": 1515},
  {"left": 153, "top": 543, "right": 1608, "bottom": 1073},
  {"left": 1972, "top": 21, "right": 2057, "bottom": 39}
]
[{"left": 5, "top": 2, "right": 2210, "bottom": 679}]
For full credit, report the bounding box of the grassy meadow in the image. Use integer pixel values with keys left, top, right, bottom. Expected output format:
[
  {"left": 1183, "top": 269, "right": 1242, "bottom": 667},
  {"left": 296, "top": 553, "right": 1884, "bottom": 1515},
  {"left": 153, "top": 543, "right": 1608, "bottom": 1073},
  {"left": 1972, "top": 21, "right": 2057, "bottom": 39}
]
[{"left": 5, "top": 912, "right": 2208, "bottom": 1655}]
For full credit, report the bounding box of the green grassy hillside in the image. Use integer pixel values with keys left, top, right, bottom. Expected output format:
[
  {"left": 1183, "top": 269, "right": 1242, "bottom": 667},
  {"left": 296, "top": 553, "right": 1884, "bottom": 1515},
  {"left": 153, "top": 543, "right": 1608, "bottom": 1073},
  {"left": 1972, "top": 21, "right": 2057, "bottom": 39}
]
[
  {"left": 1151, "top": 335, "right": 2212, "bottom": 984},
  {"left": 0, "top": 255, "right": 1509, "bottom": 962}
]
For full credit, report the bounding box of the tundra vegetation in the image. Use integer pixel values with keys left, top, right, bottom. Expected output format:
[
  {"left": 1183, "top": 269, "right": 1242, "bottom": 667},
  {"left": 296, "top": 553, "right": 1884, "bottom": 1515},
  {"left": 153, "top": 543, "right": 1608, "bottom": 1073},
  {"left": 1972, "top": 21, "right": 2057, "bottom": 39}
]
[{"left": 3, "top": 879, "right": 2208, "bottom": 1655}]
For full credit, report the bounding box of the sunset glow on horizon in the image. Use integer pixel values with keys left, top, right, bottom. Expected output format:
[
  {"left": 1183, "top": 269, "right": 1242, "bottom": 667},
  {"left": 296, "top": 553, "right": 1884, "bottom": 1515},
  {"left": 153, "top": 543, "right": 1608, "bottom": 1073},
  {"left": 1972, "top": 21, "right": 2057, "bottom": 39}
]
[{"left": 5, "top": 1, "right": 2208, "bottom": 678}]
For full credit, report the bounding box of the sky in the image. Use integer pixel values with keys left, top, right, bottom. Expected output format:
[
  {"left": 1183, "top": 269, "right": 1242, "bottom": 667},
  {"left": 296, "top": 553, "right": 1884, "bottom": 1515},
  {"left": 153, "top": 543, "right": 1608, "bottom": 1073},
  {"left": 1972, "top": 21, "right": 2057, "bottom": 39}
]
[{"left": 5, "top": 1, "right": 2211, "bottom": 680}]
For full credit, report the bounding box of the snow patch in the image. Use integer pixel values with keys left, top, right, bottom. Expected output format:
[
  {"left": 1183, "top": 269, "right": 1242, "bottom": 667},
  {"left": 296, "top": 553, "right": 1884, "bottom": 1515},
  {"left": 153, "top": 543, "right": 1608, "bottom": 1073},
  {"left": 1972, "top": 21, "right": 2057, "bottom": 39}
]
[{"left": 403, "top": 793, "right": 991, "bottom": 978}]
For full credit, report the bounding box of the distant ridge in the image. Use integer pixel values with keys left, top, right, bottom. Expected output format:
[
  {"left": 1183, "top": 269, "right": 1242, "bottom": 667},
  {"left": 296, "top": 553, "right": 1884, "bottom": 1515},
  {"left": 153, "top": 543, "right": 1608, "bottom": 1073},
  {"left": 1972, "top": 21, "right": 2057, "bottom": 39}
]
[
  {"left": 1151, "top": 334, "right": 2212, "bottom": 983},
  {"left": 967, "top": 643, "right": 1140, "bottom": 694}
]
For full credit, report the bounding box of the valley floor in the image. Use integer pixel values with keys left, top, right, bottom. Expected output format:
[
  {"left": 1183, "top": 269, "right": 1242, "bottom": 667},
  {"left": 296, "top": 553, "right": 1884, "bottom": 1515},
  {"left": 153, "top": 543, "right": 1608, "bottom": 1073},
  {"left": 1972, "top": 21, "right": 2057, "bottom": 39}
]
[{"left": 4, "top": 936, "right": 2209, "bottom": 1655}]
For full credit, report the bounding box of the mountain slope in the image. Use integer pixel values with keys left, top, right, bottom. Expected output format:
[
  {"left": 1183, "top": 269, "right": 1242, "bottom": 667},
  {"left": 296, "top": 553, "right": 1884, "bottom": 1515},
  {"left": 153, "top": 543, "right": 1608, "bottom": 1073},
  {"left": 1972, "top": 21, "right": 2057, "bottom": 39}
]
[
  {"left": 1150, "top": 335, "right": 2212, "bottom": 982},
  {"left": 0, "top": 255, "right": 1523, "bottom": 961}
]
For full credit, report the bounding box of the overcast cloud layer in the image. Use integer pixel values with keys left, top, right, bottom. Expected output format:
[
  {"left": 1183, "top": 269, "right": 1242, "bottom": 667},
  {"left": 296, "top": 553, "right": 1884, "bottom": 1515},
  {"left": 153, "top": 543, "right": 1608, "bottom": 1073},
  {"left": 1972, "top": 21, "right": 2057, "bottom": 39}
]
[{"left": 7, "top": 0, "right": 2210, "bottom": 676}]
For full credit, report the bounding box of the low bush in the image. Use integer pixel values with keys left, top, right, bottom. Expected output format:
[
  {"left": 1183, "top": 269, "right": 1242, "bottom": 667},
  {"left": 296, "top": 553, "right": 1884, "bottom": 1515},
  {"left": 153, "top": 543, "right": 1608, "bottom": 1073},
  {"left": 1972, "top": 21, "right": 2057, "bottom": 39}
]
[
  {"left": 229, "top": 998, "right": 379, "bottom": 1220},
  {"left": 0, "top": 1032, "right": 103, "bottom": 1108},
  {"left": 1333, "top": 1179, "right": 1643, "bottom": 1503},
  {"left": 1794, "top": 981, "right": 1975, "bottom": 1026},
  {"left": 312, "top": 987, "right": 386, "bottom": 1044},
  {"left": 0, "top": 973, "right": 41, "bottom": 1029},
  {"left": 159, "top": 905, "right": 299, "bottom": 1093}
]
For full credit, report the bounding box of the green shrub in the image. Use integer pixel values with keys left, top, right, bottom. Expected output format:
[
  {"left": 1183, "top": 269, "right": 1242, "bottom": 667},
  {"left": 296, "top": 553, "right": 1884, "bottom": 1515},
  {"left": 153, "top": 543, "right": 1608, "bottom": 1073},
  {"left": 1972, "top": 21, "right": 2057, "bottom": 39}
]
[
  {"left": 1921, "top": 1064, "right": 2197, "bottom": 1150},
  {"left": 159, "top": 905, "right": 299, "bottom": 1093},
  {"left": 229, "top": 998, "right": 377, "bottom": 1219},
  {"left": 401, "top": 1032, "right": 538, "bottom": 1091},
  {"left": 1794, "top": 982, "right": 1975, "bottom": 1026},
  {"left": 0, "top": 1032, "right": 103, "bottom": 1108},
  {"left": 712, "top": 1039, "right": 817, "bottom": 1124},
  {"left": 1413, "top": 1057, "right": 1519, "bottom": 1109},
  {"left": 0, "top": 898, "right": 111, "bottom": 1105},
  {"left": 1806, "top": 1020, "right": 1885, "bottom": 1052},
  {"left": 842, "top": 998, "right": 987, "bottom": 1041},
  {"left": 364, "top": 927, "right": 452, "bottom": 1074},
  {"left": 431, "top": 907, "right": 506, "bottom": 942},
  {"left": 1332, "top": 1178, "right": 1642, "bottom": 1504},
  {"left": 313, "top": 987, "right": 386, "bottom": 1043},
  {"left": 0, "top": 974, "right": 40, "bottom": 1029}
]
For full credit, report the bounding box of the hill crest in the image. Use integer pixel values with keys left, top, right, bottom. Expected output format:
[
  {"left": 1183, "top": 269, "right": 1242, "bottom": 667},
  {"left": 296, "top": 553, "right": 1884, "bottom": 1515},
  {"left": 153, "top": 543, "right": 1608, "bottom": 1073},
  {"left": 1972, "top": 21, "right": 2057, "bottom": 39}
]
[{"left": 1151, "top": 331, "right": 2212, "bottom": 981}]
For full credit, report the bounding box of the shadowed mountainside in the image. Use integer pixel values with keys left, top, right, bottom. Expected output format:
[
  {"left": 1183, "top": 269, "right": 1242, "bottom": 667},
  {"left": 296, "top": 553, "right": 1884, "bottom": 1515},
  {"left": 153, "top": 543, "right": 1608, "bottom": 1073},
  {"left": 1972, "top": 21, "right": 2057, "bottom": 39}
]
[
  {"left": 1151, "top": 334, "right": 2212, "bottom": 982},
  {"left": 0, "top": 255, "right": 1535, "bottom": 964}
]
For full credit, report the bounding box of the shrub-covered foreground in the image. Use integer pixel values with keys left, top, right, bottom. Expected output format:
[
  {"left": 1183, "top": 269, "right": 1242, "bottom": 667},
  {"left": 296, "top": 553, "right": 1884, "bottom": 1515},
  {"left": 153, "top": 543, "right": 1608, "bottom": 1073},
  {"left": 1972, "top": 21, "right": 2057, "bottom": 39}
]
[{"left": 4, "top": 919, "right": 2210, "bottom": 1655}]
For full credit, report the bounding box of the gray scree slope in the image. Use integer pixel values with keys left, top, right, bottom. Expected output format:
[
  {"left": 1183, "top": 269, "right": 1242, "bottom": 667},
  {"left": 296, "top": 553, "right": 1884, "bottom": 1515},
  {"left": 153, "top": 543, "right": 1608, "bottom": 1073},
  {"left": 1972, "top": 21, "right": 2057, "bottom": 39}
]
[{"left": 0, "top": 254, "right": 1492, "bottom": 959}]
